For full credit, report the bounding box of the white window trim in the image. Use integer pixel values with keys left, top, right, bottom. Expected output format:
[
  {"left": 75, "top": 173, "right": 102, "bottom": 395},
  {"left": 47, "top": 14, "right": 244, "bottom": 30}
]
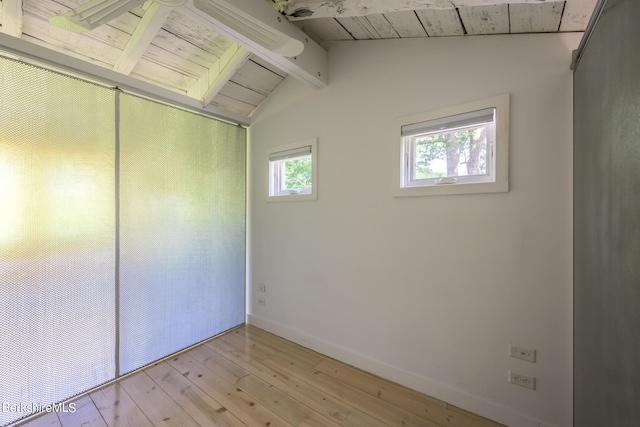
[
  {"left": 394, "top": 94, "right": 509, "bottom": 197},
  {"left": 267, "top": 138, "right": 318, "bottom": 202}
]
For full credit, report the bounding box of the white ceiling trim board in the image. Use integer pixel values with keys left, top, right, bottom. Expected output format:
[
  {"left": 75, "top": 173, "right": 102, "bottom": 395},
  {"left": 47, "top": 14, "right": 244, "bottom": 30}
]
[
  {"left": 183, "top": 0, "right": 328, "bottom": 89},
  {"left": 1, "top": 0, "right": 24, "bottom": 37}
]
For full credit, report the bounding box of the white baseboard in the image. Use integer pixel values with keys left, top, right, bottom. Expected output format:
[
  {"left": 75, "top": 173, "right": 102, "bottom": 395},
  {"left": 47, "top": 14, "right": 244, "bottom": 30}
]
[{"left": 246, "top": 314, "right": 553, "bottom": 427}]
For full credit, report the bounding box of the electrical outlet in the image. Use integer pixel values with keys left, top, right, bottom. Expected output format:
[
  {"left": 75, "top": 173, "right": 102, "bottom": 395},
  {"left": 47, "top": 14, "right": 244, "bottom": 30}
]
[
  {"left": 509, "top": 370, "right": 536, "bottom": 390},
  {"left": 258, "top": 284, "right": 266, "bottom": 293},
  {"left": 257, "top": 298, "right": 265, "bottom": 306},
  {"left": 509, "top": 344, "right": 536, "bottom": 362}
]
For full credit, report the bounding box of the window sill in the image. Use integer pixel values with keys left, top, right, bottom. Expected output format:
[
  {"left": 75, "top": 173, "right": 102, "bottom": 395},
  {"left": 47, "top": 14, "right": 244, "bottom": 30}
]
[
  {"left": 267, "top": 193, "right": 317, "bottom": 202},
  {"left": 394, "top": 180, "right": 508, "bottom": 197}
]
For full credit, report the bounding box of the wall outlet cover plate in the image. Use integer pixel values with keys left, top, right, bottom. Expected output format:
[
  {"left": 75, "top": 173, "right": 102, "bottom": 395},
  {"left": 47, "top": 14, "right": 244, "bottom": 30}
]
[{"left": 509, "top": 370, "right": 536, "bottom": 390}]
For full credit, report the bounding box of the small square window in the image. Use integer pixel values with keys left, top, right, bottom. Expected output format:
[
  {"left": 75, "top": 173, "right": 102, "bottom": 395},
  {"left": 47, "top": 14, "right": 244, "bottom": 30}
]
[
  {"left": 396, "top": 95, "right": 509, "bottom": 196},
  {"left": 268, "top": 138, "right": 317, "bottom": 201},
  {"left": 271, "top": 149, "right": 312, "bottom": 195}
]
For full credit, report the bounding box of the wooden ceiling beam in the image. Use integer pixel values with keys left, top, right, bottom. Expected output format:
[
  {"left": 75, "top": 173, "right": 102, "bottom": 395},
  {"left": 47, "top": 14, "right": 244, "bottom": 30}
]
[
  {"left": 113, "top": 2, "right": 172, "bottom": 75},
  {"left": 1, "top": 0, "right": 24, "bottom": 37},
  {"left": 187, "top": 43, "right": 250, "bottom": 107},
  {"left": 278, "top": 0, "right": 566, "bottom": 20},
  {"left": 184, "top": 0, "right": 327, "bottom": 89}
]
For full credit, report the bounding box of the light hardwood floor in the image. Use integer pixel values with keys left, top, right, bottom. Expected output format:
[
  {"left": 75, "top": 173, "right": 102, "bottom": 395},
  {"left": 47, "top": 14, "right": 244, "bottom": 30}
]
[{"left": 15, "top": 325, "right": 505, "bottom": 427}]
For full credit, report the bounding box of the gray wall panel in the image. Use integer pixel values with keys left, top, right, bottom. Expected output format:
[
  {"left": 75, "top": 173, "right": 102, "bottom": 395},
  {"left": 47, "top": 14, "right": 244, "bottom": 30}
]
[
  {"left": 574, "top": 0, "right": 640, "bottom": 425},
  {"left": 118, "top": 94, "right": 246, "bottom": 374},
  {"left": 0, "top": 57, "right": 116, "bottom": 426}
]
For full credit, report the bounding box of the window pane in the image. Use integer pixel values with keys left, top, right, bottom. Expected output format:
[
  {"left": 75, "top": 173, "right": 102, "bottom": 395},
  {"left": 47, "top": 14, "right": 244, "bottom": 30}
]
[
  {"left": 0, "top": 57, "right": 116, "bottom": 425},
  {"left": 281, "top": 156, "right": 311, "bottom": 191},
  {"left": 414, "top": 125, "right": 488, "bottom": 179}
]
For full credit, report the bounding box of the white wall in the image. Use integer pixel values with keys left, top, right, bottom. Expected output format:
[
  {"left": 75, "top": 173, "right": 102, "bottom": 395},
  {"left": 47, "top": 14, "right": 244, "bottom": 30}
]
[{"left": 248, "top": 33, "right": 580, "bottom": 427}]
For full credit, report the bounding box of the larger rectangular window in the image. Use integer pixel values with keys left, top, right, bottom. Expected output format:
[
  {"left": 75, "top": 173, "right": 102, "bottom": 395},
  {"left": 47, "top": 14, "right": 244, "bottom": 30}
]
[
  {"left": 403, "top": 107, "right": 495, "bottom": 186},
  {"left": 396, "top": 95, "right": 509, "bottom": 197}
]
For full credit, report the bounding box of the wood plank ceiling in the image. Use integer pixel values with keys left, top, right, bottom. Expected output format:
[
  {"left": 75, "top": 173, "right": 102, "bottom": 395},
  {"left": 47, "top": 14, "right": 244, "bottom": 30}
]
[
  {"left": 0, "top": 0, "right": 597, "bottom": 119},
  {"left": 291, "top": 0, "right": 596, "bottom": 43}
]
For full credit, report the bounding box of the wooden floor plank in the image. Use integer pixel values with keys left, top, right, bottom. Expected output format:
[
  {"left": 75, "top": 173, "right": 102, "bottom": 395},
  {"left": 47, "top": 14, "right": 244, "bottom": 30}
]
[
  {"left": 298, "top": 412, "right": 344, "bottom": 427},
  {"left": 187, "top": 345, "right": 251, "bottom": 384},
  {"left": 262, "top": 353, "right": 440, "bottom": 427},
  {"left": 16, "top": 412, "right": 62, "bottom": 427},
  {"left": 118, "top": 372, "right": 201, "bottom": 427},
  {"left": 188, "top": 345, "right": 340, "bottom": 427},
  {"left": 238, "top": 326, "right": 325, "bottom": 367},
  {"left": 314, "top": 359, "right": 466, "bottom": 426},
  {"left": 144, "top": 362, "right": 247, "bottom": 427},
  {"left": 205, "top": 338, "right": 354, "bottom": 423},
  {"left": 342, "top": 409, "right": 392, "bottom": 427},
  {"left": 167, "top": 352, "right": 294, "bottom": 427},
  {"left": 219, "top": 330, "right": 279, "bottom": 361},
  {"left": 58, "top": 396, "right": 107, "bottom": 427},
  {"left": 90, "top": 383, "right": 154, "bottom": 427},
  {"left": 236, "top": 375, "right": 339, "bottom": 427},
  {"left": 446, "top": 405, "right": 497, "bottom": 427},
  {"left": 225, "top": 327, "right": 328, "bottom": 374}
]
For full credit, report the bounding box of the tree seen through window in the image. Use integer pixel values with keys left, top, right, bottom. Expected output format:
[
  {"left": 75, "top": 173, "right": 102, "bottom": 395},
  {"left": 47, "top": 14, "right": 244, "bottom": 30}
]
[
  {"left": 414, "top": 126, "right": 488, "bottom": 179},
  {"left": 283, "top": 157, "right": 312, "bottom": 190}
]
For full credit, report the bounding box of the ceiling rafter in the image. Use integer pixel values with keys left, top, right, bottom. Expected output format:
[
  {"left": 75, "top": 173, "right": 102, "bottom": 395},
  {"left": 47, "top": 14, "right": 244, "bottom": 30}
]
[
  {"left": 187, "top": 43, "right": 250, "bottom": 107},
  {"left": 184, "top": 0, "right": 327, "bottom": 89},
  {"left": 1, "top": 0, "right": 24, "bottom": 37},
  {"left": 279, "top": 0, "right": 566, "bottom": 20},
  {"left": 113, "top": 2, "right": 172, "bottom": 75}
]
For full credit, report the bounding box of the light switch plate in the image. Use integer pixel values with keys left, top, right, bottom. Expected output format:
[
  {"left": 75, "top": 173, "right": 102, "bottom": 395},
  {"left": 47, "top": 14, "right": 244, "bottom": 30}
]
[{"left": 509, "top": 344, "right": 536, "bottom": 362}]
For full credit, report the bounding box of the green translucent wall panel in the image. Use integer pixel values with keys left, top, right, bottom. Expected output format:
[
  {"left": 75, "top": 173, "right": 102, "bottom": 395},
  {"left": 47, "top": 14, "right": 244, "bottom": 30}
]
[
  {"left": 0, "top": 58, "right": 116, "bottom": 425},
  {"left": 119, "top": 94, "right": 246, "bottom": 374},
  {"left": 0, "top": 56, "right": 246, "bottom": 425}
]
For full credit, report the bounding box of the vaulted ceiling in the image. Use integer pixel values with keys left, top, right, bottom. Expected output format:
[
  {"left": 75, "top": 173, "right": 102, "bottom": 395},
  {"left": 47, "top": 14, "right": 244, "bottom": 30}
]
[{"left": 0, "top": 0, "right": 596, "bottom": 121}]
